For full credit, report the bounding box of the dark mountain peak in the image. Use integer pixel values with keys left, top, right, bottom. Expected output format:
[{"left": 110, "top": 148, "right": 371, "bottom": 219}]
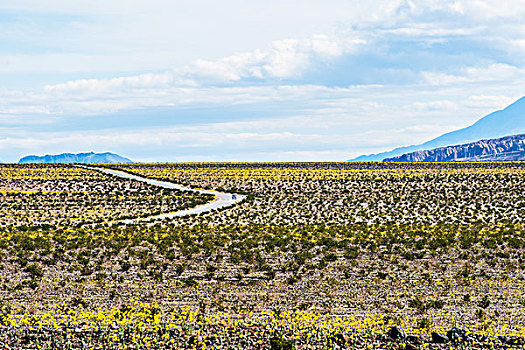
[{"left": 19, "top": 152, "right": 133, "bottom": 164}]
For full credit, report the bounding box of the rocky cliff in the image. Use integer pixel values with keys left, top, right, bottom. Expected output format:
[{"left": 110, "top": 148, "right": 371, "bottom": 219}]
[{"left": 383, "top": 134, "right": 525, "bottom": 162}]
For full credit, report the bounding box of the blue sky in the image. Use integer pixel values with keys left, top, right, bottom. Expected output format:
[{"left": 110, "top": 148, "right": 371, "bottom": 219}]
[{"left": 1, "top": 0, "right": 525, "bottom": 162}]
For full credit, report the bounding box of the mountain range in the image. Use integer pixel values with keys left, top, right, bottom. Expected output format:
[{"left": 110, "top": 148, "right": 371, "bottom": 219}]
[
  {"left": 349, "top": 96, "right": 525, "bottom": 162},
  {"left": 19, "top": 152, "right": 133, "bottom": 164},
  {"left": 383, "top": 134, "right": 525, "bottom": 162}
]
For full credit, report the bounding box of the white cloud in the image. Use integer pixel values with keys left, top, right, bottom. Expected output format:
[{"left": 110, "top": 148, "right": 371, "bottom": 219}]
[
  {"left": 385, "top": 25, "right": 483, "bottom": 37},
  {"left": 464, "top": 94, "right": 515, "bottom": 109},
  {"left": 44, "top": 72, "right": 175, "bottom": 93},
  {"left": 190, "top": 35, "right": 364, "bottom": 83},
  {"left": 422, "top": 64, "right": 525, "bottom": 85},
  {"left": 450, "top": 0, "right": 525, "bottom": 19},
  {"left": 412, "top": 100, "right": 459, "bottom": 111},
  {"left": 31, "top": 33, "right": 364, "bottom": 100}
]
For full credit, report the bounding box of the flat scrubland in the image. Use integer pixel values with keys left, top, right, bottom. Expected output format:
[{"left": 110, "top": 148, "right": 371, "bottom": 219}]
[
  {"left": 0, "top": 164, "right": 212, "bottom": 227},
  {"left": 1, "top": 162, "right": 525, "bottom": 349}
]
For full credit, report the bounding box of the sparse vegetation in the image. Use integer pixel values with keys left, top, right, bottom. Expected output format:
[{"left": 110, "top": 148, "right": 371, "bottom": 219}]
[{"left": 0, "top": 161, "right": 524, "bottom": 348}]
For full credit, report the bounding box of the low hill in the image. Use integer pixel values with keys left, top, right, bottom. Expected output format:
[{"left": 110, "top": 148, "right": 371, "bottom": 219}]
[
  {"left": 383, "top": 134, "right": 525, "bottom": 162},
  {"left": 19, "top": 152, "right": 133, "bottom": 164},
  {"left": 349, "top": 96, "right": 525, "bottom": 161}
]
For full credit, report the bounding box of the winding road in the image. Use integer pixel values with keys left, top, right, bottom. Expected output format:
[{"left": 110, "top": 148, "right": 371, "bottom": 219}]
[{"left": 79, "top": 165, "right": 245, "bottom": 223}]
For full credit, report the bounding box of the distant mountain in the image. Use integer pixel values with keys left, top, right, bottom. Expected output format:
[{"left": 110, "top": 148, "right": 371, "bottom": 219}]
[
  {"left": 384, "top": 134, "right": 525, "bottom": 162},
  {"left": 19, "top": 152, "right": 133, "bottom": 164},
  {"left": 349, "top": 96, "right": 525, "bottom": 162}
]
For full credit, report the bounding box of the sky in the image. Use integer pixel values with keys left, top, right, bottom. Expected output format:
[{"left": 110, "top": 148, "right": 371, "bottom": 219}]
[{"left": 1, "top": 0, "right": 525, "bottom": 162}]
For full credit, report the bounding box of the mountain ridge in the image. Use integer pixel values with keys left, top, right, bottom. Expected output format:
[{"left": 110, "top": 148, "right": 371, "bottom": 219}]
[
  {"left": 383, "top": 134, "right": 525, "bottom": 162},
  {"left": 349, "top": 96, "right": 525, "bottom": 162},
  {"left": 19, "top": 152, "right": 133, "bottom": 164}
]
